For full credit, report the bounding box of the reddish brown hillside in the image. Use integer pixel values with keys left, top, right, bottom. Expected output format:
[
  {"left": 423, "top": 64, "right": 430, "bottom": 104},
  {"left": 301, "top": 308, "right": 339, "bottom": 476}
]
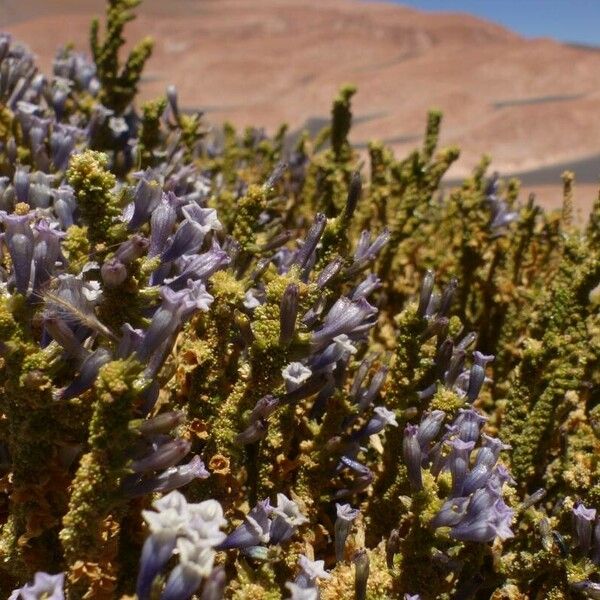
[{"left": 4, "top": 0, "right": 600, "bottom": 211}]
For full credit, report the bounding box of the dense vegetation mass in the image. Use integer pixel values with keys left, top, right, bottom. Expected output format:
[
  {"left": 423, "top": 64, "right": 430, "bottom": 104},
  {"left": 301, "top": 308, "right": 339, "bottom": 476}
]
[{"left": 1, "top": 1, "right": 600, "bottom": 598}]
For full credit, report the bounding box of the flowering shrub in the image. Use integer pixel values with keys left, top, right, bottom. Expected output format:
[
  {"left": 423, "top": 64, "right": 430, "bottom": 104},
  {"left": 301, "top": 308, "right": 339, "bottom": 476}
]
[{"left": 1, "top": 1, "right": 600, "bottom": 599}]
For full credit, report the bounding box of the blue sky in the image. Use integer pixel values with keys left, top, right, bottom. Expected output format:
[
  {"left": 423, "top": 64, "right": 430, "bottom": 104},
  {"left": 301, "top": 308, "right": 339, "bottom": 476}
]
[{"left": 385, "top": 1, "right": 600, "bottom": 46}]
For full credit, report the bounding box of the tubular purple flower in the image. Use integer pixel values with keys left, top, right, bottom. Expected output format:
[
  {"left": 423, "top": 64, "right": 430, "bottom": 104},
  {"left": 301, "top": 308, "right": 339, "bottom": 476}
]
[
  {"left": 101, "top": 258, "right": 127, "bottom": 287},
  {"left": 200, "top": 567, "right": 226, "bottom": 600},
  {"left": 573, "top": 503, "right": 597, "bottom": 554},
  {"left": 571, "top": 581, "right": 600, "bottom": 600},
  {"left": 430, "top": 497, "right": 470, "bottom": 528},
  {"left": 296, "top": 555, "right": 331, "bottom": 588},
  {"left": 438, "top": 278, "right": 458, "bottom": 317},
  {"left": 357, "top": 365, "right": 388, "bottom": 411},
  {"left": 42, "top": 313, "right": 85, "bottom": 360},
  {"left": 352, "top": 273, "right": 381, "bottom": 300},
  {"left": 353, "top": 406, "right": 397, "bottom": 440},
  {"left": 280, "top": 283, "right": 299, "bottom": 346},
  {"left": 264, "top": 160, "right": 288, "bottom": 190},
  {"left": 456, "top": 331, "right": 478, "bottom": 352},
  {"left": 235, "top": 419, "right": 268, "bottom": 445},
  {"left": 350, "top": 354, "right": 376, "bottom": 401},
  {"left": 309, "top": 335, "right": 356, "bottom": 373},
  {"left": 9, "top": 571, "right": 65, "bottom": 600},
  {"left": 448, "top": 439, "right": 475, "bottom": 497},
  {"left": 149, "top": 193, "right": 178, "bottom": 257},
  {"left": 403, "top": 424, "right": 423, "bottom": 490},
  {"left": 28, "top": 182, "right": 52, "bottom": 208},
  {"left": 294, "top": 212, "right": 327, "bottom": 269},
  {"left": 354, "top": 231, "right": 371, "bottom": 262},
  {"left": 416, "top": 410, "right": 446, "bottom": 450},
  {"left": 165, "top": 241, "right": 230, "bottom": 290},
  {"left": 137, "top": 529, "right": 179, "bottom": 600},
  {"left": 449, "top": 485, "right": 514, "bottom": 543},
  {"left": 474, "top": 435, "right": 510, "bottom": 470},
  {"left": 445, "top": 349, "right": 466, "bottom": 387},
  {"left": 14, "top": 167, "right": 29, "bottom": 202},
  {"left": 363, "top": 228, "right": 390, "bottom": 260},
  {"left": 353, "top": 548, "right": 370, "bottom": 600},
  {"left": 461, "top": 462, "right": 493, "bottom": 496},
  {"left": 281, "top": 371, "right": 329, "bottom": 404},
  {"left": 249, "top": 395, "right": 280, "bottom": 422},
  {"left": 434, "top": 339, "right": 454, "bottom": 379},
  {"left": 161, "top": 221, "right": 206, "bottom": 263},
  {"left": 116, "top": 234, "right": 149, "bottom": 264},
  {"left": 53, "top": 185, "right": 76, "bottom": 229},
  {"left": 417, "top": 270, "right": 435, "bottom": 317},
  {"left": 269, "top": 493, "right": 308, "bottom": 545},
  {"left": 160, "top": 538, "right": 215, "bottom": 600},
  {"left": 50, "top": 128, "right": 76, "bottom": 171},
  {"left": 312, "top": 296, "right": 377, "bottom": 349},
  {"left": 316, "top": 257, "right": 343, "bottom": 288},
  {"left": 166, "top": 84, "right": 179, "bottom": 120},
  {"left": 3, "top": 213, "right": 34, "bottom": 294},
  {"left": 117, "top": 323, "right": 144, "bottom": 358},
  {"left": 282, "top": 362, "right": 313, "bottom": 393},
  {"left": 261, "top": 229, "right": 293, "bottom": 252},
  {"left": 57, "top": 348, "right": 112, "bottom": 401},
  {"left": 217, "top": 499, "right": 272, "bottom": 550},
  {"left": 466, "top": 363, "right": 486, "bottom": 402},
  {"left": 334, "top": 503, "right": 359, "bottom": 562},
  {"left": 421, "top": 316, "right": 449, "bottom": 342},
  {"left": 452, "top": 408, "right": 488, "bottom": 443},
  {"left": 32, "top": 219, "right": 64, "bottom": 291},
  {"left": 129, "top": 177, "right": 162, "bottom": 230},
  {"left": 132, "top": 439, "right": 192, "bottom": 473},
  {"left": 138, "top": 282, "right": 213, "bottom": 361},
  {"left": 125, "top": 455, "right": 209, "bottom": 497}
]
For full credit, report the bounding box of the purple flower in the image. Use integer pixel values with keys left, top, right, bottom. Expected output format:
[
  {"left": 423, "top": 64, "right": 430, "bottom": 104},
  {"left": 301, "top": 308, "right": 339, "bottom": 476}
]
[
  {"left": 312, "top": 297, "right": 377, "bottom": 349},
  {"left": 2, "top": 213, "right": 34, "bottom": 294},
  {"left": 573, "top": 503, "right": 597, "bottom": 554},
  {"left": 269, "top": 493, "right": 308, "bottom": 544},
  {"left": 447, "top": 439, "right": 475, "bottom": 497},
  {"left": 335, "top": 503, "right": 360, "bottom": 562},
  {"left": 280, "top": 283, "right": 299, "bottom": 346},
  {"left": 149, "top": 192, "right": 178, "bottom": 257},
  {"left": 217, "top": 499, "right": 272, "bottom": 550},
  {"left": 294, "top": 213, "right": 327, "bottom": 269},
  {"left": 125, "top": 455, "right": 210, "bottom": 497},
  {"left": 416, "top": 410, "right": 446, "bottom": 449},
  {"left": 352, "top": 406, "right": 397, "bottom": 440},
  {"left": 403, "top": 424, "right": 423, "bottom": 490},
  {"left": 9, "top": 572, "right": 65, "bottom": 600},
  {"left": 137, "top": 282, "right": 213, "bottom": 361}
]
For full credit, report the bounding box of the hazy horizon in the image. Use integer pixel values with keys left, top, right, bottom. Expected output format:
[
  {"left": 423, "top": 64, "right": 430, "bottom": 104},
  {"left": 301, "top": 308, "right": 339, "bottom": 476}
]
[{"left": 384, "top": 0, "right": 600, "bottom": 46}]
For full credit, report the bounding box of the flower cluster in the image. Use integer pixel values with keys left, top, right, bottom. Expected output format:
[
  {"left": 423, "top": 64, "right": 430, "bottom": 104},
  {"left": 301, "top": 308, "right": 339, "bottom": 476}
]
[
  {"left": 1, "top": 2, "right": 600, "bottom": 599},
  {"left": 136, "top": 490, "right": 227, "bottom": 600}
]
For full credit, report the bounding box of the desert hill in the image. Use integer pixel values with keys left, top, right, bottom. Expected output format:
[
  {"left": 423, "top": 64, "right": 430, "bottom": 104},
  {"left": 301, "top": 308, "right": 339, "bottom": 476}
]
[{"left": 4, "top": 0, "right": 600, "bottom": 211}]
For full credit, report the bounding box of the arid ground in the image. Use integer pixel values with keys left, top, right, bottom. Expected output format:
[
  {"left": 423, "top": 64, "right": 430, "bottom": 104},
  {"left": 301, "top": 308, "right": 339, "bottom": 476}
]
[{"left": 3, "top": 0, "right": 600, "bottom": 213}]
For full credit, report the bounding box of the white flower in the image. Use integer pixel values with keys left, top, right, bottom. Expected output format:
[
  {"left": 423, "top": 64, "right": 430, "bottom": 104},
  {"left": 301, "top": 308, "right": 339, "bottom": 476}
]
[
  {"left": 298, "top": 555, "right": 331, "bottom": 581},
  {"left": 332, "top": 334, "right": 357, "bottom": 355},
  {"left": 373, "top": 406, "right": 398, "bottom": 428},
  {"left": 285, "top": 581, "right": 318, "bottom": 600},
  {"left": 243, "top": 289, "right": 262, "bottom": 310},
  {"left": 273, "top": 493, "right": 309, "bottom": 527},
  {"left": 176, "top": 537, "right": 216, "bottom": 578},
  {"left": 282, "top": 362, "right": 312, "bottom": 392}
]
